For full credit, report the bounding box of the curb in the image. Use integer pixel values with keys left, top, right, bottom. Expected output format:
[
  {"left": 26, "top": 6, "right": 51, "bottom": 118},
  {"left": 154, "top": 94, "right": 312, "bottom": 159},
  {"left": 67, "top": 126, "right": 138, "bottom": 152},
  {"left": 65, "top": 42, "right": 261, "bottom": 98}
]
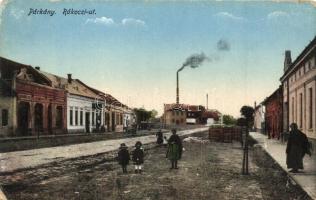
[{"left": 250, "top": 135, "right": 314, "bottom": 200}]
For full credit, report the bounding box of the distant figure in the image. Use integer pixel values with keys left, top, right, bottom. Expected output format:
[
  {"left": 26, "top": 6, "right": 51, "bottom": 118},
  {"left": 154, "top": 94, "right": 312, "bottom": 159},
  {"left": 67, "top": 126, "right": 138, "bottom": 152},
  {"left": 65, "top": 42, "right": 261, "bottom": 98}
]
[
  {"left": 118, "top": 143, "right": 130, "bottom": 174},
  {"left": 166, "top": 129, "right": 183, "bottom": 169},
  {"left": 156, "top": 129, "right": 163, "bottom": 145},
  {"left": 132, "top": 141, "right": 144, "bottom": 174},
  {"left": 286, "top": 123, "right": 311, "bottom": 173}
]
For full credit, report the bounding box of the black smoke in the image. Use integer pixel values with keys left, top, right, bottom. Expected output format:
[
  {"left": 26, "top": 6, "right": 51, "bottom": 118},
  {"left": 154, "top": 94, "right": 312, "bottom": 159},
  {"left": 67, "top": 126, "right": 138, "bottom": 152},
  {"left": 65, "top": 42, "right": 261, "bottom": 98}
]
[
  {"left": 217, "top": 39, "right": 230, "bottom": 51},
  {"left": 178, "top": 52, "right": 209, "bottom": 72}
]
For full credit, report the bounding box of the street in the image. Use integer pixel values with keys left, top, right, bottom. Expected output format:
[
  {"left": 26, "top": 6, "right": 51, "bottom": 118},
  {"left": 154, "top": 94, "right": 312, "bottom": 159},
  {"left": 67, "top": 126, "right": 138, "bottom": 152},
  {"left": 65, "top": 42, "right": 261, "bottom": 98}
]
[{"left": 0, "top": 131, "right": 310, "bottom": 200}]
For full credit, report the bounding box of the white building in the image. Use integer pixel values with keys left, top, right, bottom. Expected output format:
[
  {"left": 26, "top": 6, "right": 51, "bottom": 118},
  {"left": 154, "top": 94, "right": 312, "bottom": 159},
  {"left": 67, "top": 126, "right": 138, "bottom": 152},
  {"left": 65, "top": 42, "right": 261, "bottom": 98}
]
[
  {"left": 254, "top": 103, "right": 265, "bottom": 133},
  {"left": 39, "top": 72, "right": 106, "bottom": 133}
]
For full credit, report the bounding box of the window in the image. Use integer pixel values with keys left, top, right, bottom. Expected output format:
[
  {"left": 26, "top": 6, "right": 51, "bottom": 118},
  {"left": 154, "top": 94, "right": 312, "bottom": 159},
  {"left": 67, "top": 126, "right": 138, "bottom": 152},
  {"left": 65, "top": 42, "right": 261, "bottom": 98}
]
[
  {"left": 1, "top": 109, "right": 8, "bottom": 126},
  {"left": 309, "top": 88, "right": 313, "bottom": 129},
  {"left": 92, "top": 111, "right": 95, "bottom": 125},
  {"left": 299, "top": 93, "right": 303, "bottom": 128},
  {"left": 291, "top": 97, "right": 294, "bottom": 123},
  {"left": 70, "top": 108, "right": 73, "bottom": 126},
  {"left": 80, "top": 109, "right": 83, "bottom": 126},
  {"left": 75, "top": 108, "right": 78, "bottom": 126}
]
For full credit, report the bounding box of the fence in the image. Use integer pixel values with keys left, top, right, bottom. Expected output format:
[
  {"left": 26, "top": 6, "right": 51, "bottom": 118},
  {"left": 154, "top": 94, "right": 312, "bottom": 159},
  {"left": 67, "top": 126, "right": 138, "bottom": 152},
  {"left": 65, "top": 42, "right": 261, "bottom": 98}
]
[{"left": 208, "top": 126, "right": 243, "bottom": 143}]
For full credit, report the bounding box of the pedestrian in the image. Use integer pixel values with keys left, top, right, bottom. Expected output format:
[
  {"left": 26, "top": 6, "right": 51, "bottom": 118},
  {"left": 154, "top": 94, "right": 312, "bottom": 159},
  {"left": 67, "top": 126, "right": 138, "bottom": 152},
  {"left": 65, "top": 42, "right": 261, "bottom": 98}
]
[
  {"left": 118, "top": 143, "right": 130, "bottom": 174},
  {"left": 156, "top": 129, "right": 163, "bottom": 145},
  {"left": 286, "top": 123, "right": 311, "bottom": 173},
  {"left": 166, "top": 129, "right": 183, "bottom": 169},
  {"left": 132, "top": 141, "right": 144, "bottom": 174}
]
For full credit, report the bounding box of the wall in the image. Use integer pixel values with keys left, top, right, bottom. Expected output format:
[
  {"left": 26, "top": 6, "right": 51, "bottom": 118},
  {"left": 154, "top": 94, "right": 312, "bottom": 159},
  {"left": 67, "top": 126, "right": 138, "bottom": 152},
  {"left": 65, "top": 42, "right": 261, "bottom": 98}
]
[
  {"left": 67, "top": 94, "right": 104, "bottom": 133},
  {"left": 0, "top": 96, "right": 15, "bottom": 136}
]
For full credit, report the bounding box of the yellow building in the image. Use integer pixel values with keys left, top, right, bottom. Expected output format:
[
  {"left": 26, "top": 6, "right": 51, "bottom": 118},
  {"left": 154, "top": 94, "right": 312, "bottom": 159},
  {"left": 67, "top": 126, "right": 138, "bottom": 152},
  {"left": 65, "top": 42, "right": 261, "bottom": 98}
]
[{"left": 280, "top": 36, "right": 316, "bottom": 140}]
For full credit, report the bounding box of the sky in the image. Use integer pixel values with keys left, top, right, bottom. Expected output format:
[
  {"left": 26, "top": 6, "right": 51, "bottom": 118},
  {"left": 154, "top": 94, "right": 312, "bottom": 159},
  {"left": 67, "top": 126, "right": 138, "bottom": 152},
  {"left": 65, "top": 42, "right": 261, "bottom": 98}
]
[{"left": 0, "top": 0, "right": 315, "bottom": 117}]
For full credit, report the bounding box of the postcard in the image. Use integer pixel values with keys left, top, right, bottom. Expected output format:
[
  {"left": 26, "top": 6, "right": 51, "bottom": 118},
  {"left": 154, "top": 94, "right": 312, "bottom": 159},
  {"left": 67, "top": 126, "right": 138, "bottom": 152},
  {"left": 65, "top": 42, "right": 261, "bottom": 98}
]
[{"left": 0, "top": 0, "right": 315, "bottom": 199}]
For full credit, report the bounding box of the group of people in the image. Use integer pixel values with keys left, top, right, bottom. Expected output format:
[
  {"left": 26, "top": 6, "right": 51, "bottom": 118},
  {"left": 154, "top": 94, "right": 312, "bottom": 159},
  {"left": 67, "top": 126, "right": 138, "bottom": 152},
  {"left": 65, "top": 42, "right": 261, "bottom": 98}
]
[
  {"left": 117, "top": 129, "right": 182, "bottom": 174},
  {"left": 119, "top": 123, "right": 312, "bottom": 174}
]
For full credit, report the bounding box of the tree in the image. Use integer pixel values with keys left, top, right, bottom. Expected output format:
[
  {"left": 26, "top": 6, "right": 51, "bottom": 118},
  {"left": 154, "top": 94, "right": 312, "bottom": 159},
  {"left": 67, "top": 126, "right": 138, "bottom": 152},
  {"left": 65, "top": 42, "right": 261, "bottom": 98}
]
[
  {"left": 150, "top": 109, "right": 158, "bottom": 119},
  {"left": 133, "top": 108, "right": 157, "bottom": 125},
  {"left": 223, "top": 115, "right": 237, "bottom": 125},
  {"left": 240, "top": 105, "right": 255, "bottom": 128}
]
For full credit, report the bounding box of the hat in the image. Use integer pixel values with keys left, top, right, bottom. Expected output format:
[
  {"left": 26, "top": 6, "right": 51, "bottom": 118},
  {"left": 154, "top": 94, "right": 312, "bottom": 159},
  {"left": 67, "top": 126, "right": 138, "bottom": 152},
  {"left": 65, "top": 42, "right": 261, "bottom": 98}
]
[{"left": 120, "top": 143, "right": 127, "bottom": 148}]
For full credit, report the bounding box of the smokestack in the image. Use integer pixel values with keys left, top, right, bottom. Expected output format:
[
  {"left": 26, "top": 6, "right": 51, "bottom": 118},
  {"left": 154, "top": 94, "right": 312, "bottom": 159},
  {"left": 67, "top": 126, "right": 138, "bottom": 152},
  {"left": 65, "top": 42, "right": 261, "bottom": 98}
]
[
  {"left": 176, "top": 71, "right": 179, "bottom": 104},
  {"left": 67, "top": 74, "right": 72, "bottom": 83},
  {"left": 206, "top": 93, "right": 208, "bottom": 110},
  {"left": 35, "top": 66, "right": 40, "bottom": 70},
  {"left": 284, "top": 50, "right": 292, "bottom": 72}
]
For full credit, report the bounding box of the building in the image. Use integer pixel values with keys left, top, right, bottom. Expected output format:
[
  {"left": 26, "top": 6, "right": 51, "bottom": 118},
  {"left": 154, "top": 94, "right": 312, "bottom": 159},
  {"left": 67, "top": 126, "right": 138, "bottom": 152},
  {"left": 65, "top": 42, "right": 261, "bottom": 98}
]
[
  {"left": 104, "top": 94, "right": 135, "bottom": 132},
  {"left": 253, "top": 102, "right": 265, "bottom": 133},
  {"left": 201, "top": 109, "right": 221, "bottom": 125},
  {"left": 163, "top": 104, "right": 187, "bottom": 125},
  {"left": 186, "top": 105, "right": 204, "bottom": 124},
  {"left": 162, "top": 103, "right": 221, "bottom": 126},
  {"left": 37, "top": 70, "right": 106, "bottom": 133},
  {"left": 280, "top": 36, "right": 316, "bottom": 140},
  {"left": 0, "top": 57, "right": 67, "bottom": 136},
  {"left": 263, "top": 87, "right": 283, "bottom": 139}
]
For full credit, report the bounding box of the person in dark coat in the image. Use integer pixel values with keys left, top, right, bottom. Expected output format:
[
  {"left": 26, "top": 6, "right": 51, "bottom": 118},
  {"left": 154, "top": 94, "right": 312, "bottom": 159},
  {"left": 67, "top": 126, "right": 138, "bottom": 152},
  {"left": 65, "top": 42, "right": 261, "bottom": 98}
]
[
  {"left": 132, "top": 141, "right": 144, "bottom": 174},
  {"left": 166, "top": 129, "right": 183, "bottom": 169},
  {"left": 286, "top": 123, "right": 311, "bottom": 173},
  {"left": 156, "top": 129, "right": 164, "bottom": 145},
  {"left": 118, "top": 143, "right": 130, "bottom": 174}
]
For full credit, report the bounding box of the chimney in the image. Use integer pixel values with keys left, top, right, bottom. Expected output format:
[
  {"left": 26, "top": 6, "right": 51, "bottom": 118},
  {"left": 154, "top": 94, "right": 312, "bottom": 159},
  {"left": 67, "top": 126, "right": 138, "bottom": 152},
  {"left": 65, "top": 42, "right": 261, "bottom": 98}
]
[
  {"left": 35, "top": 66, "right": 40, "bottom": 70},
  {"left": 67, "top": 74, "right": 72, "bottom": 83},
  {"left": 284, "top": 50, "right": 292, "bottom": 72}
]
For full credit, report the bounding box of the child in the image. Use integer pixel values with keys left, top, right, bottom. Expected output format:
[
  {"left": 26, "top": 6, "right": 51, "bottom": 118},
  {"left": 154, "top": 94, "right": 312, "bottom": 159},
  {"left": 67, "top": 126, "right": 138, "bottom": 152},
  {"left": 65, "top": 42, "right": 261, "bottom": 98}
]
[
  {"left": 118, "top": 143, "right": 130, "bottom": 174},
  {"left": 132, "top": 141, "right": 144, "bottom": 174}
]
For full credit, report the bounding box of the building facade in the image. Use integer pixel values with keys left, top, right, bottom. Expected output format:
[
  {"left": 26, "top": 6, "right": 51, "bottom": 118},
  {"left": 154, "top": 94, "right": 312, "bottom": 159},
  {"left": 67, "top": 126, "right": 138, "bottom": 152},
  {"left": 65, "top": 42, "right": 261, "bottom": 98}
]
[
  {"left": 280, "top": 36, "right": 316, "bottom": 140},
  {"left": 254, "top": 103, "right": 265, "bottom": 133},
  {"left": 163, "top": 104, "right": 187, "bottom": 125},
  {"left": 37, "top": 70, "right": 106, "bottom": 133},
  {"left": 0, "top": 57, "right": 67, "bottom": 137},
  {"left": 263, "top": 87, "right": 283, "bottom": 139}
]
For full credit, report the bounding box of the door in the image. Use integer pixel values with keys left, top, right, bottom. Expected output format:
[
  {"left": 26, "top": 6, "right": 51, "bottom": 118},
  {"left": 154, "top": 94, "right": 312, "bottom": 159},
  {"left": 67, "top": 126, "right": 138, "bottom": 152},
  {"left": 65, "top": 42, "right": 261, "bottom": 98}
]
[
  {"left": 85, "top": 112, "right": 90, "bottom": 133},
  {"left": 18, "top": 102, "right": 30, "bottom": 136},
  {"left": 111, "top": 112, "right": 115, "bottom": 131}
]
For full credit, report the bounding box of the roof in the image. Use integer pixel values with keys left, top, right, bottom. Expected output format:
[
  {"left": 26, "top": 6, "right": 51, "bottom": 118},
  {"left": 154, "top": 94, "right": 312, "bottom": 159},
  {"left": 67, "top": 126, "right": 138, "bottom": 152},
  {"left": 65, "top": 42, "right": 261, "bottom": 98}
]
[
  {"left": 164, "top": 103, "right": 206, "bottom": 112},
  {"left": 280, "top": 35, "right": 316, "bottom": 81},
  {"left": 38, "top": 70, "right": 100, "bottom": 99},
  {"left": 0, "top": 57, "right": 52, "bottom": 86},
  {"left": 262, "top": 86, "right": 282, "bottom": 105},
  {"left": 201, "top": 111, "right": 219, "bottom": 119}
]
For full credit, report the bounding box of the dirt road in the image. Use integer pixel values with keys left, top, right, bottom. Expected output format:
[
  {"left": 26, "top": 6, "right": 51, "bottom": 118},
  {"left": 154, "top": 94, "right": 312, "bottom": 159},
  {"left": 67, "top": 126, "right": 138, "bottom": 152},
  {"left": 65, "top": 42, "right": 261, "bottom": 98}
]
[{"left": 1, "top": 132, "right": 309, "bottom": 200}]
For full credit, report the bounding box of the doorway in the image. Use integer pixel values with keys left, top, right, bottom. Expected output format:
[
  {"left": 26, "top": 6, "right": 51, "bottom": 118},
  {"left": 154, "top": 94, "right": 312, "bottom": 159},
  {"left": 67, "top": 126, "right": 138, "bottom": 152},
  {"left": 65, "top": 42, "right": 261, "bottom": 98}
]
[
  {"left": 111, "top": 112, "right": 115, "bottom": 131},
  {"left": 18, "top": 102, "right": 30, "bottom": 136},
  {"left": 85, "top": 112, "right": 90, "bottom": 133},
  {"left": 34, "top": 103, "right": 43, "bottom": 133},
  {"left": 47, "top": 104, "right": 52, "bottom": 134}
]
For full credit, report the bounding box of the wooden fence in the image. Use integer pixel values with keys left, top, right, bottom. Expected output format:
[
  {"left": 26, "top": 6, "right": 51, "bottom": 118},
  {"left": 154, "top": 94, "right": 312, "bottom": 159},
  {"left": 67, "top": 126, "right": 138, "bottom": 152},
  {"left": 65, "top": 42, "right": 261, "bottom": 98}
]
[{"left": 208, "top": 126, "right": 242, "bottom": 143}]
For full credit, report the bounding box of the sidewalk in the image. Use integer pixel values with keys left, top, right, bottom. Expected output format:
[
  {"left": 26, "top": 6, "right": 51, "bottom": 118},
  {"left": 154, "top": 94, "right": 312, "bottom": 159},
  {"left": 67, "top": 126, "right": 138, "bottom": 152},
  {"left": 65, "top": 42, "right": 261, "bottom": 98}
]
[
  {"left": 250, "top": 132, "right": 316, "bottom": 199},
  {"left": 0, "top": 127, "right": 208, "bottom": 174}
]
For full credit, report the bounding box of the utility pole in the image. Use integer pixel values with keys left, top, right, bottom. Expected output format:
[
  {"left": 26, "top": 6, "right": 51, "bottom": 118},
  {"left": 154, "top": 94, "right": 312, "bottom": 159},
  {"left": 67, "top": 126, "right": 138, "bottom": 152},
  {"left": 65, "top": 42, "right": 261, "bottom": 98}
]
[{"left": 176, "top": 71, "right": 179, "bottom": 104}]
